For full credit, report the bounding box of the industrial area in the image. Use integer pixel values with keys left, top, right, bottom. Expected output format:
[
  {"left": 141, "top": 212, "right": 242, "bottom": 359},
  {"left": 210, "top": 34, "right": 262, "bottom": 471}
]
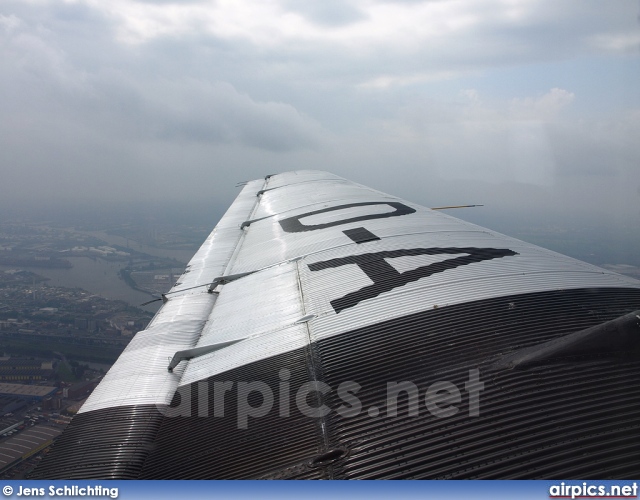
[{"left": 0, "top": 377, "right": 98, "bottom": 478}]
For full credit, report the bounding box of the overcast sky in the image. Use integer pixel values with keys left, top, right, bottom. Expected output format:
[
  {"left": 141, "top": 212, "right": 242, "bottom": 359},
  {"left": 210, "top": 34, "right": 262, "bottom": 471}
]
[{"left": 1, "top": 0, "right": 639, "bottom": 228}]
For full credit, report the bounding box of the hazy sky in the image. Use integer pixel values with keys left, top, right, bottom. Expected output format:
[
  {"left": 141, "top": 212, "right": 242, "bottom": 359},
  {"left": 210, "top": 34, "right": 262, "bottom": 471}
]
[{"left": 1, "top": 0, "right": 639, "bottom": 227}]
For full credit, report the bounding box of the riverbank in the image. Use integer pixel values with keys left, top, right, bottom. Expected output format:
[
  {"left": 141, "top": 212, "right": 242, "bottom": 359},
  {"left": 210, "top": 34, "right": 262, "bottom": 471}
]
[{"left": 0, "top": 257, "right": 162, "bottom": 313}]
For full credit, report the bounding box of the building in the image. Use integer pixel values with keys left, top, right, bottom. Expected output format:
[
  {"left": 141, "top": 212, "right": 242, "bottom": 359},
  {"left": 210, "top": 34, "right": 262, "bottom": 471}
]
[
  {"left": 0, "top": 358, "right": 55, "bottom": 382},
  {"left": 64, "top": 380, "right": 99, "bottom": 400},
  {"left": 0, "top": 383, "right": 57, "bottom": 402},
  {"left": 0, "top": 425, "right": 63, "bottom": 475}
]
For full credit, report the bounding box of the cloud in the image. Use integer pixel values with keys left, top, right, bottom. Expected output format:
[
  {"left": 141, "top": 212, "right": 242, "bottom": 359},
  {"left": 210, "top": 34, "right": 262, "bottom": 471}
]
[
  {"left": 0, "top": 3, "right": 325, "bottom": 209},
  {"left": 591, "top": 32, "right": 640, "bottom": 53},
  {"left": 357, "top": 83, "right": 638, "bottom": 216},
  {"left": 60, "top": 0, "right": 640, "bottom": 80},
  {"left": 281, "top": 0, "right": 367, "bottom": 27},
  {"left": 0, "top": 6, "right": 324, "bottom": 151},
  {"left": 0, "top": 0, "right": 638, "bottom": 230},
  {"left": 378, "top": 87, "right": 575, "bottom": 186},
  {"left": 147, "top": 79, "right": 324, "bottom": 151},
  {"left": 0, "top": 13, "right": 21, "bottom": 31},
  {"left": 510, "top": 88, "right": 575, "bottom": 119}
]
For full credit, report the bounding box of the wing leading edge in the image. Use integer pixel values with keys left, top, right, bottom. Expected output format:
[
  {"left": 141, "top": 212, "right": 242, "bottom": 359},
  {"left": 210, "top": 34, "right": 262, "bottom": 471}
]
[{"left": 32, "top": 170, "right": 640, "bottom": 479}]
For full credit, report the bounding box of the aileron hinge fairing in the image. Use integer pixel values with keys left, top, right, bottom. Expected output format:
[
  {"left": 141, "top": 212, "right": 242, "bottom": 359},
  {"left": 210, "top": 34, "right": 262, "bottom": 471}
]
[
  {"left": 167, "top": 339, "right": 243, "bottom": 372},
  {"left": 207, "top": 271, "right": 256, "bottom": 292},
  {"left": 140, "top": 293, "right": 169, "bottom": 307},
  {"left": 295, "top": 314, "right": 316, "bottom": 324},
  {"left": 240, "top": 215, "right": 271, "bottom": 229}
]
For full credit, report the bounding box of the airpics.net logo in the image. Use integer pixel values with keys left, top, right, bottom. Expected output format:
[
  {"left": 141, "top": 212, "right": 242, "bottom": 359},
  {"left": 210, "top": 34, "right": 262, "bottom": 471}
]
[
  {"left": 549, "top": 483, "right": 638, "bottom": 499},
  {"left": 156, "top": 369, "right": 485, "bottom": 429}
]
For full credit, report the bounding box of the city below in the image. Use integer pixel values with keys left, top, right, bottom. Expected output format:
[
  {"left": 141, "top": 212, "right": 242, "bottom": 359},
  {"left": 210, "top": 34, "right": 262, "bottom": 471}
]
[{"left": 0, "top": 213, "right": 209, "bottom": 478}]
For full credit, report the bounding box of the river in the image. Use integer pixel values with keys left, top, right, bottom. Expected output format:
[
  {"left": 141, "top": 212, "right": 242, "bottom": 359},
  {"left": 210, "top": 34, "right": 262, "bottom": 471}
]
[
  {"left": 1, "top": 257, "right": 162, "bottom": 313},
  {"left": 83, "top": 230, "right": 196, "bottom": 264},
  {"left": 3, "top": 226, "right": 203, "bottom": 312},
  {"left": 62, "top": 229, "right": 201, "bottom": 312}
]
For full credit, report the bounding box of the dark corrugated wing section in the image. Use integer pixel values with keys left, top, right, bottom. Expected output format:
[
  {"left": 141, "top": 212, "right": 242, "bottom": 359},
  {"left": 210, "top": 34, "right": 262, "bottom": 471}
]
[
  {"left": 31, "top": 287, "right": 640, "bottom": 479},
  {"left": 140, "top": 286, "right": 640, "bottom": 479},
  {"left": 317, "top": 287, "right": 640, "bottom": 479},
  {"left": 140, "top": 347, "right": 325, "bottom": 479},
  {"left": 29, "top": 405, "right": 163, "bottom": 479}
]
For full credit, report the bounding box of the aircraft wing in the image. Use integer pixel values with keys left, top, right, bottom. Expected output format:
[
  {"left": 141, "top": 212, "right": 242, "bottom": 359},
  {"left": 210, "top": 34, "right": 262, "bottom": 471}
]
[{"left": 32, "top": 170, "right": 640, "bottom": 479}]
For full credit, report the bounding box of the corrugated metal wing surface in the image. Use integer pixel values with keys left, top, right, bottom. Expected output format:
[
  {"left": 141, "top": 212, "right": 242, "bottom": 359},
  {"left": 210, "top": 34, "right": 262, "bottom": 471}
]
[{"left": 32, "top": 170, "right": 640, "bottom": 479}]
